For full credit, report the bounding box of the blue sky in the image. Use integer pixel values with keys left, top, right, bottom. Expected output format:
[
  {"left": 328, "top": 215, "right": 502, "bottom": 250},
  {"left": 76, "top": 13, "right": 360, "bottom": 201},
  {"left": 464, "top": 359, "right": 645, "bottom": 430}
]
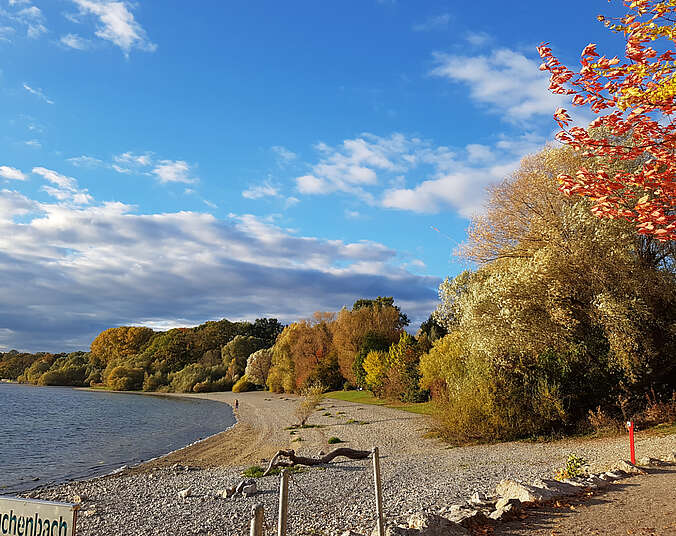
[{"left": 0, "top": 0, "right": 627, "bottom": 351}]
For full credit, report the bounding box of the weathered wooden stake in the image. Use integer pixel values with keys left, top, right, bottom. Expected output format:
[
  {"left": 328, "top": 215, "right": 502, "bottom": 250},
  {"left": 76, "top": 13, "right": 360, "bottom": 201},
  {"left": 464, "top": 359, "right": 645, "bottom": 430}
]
[
  {"left": 250, "top": 503, "right": 264, "bottom": 536},
  {"left": 372, "top": 447, "right": 385, "bottom": 536},
  {"left": 277, "top": 469, "right": 289, "bottom": 536}
]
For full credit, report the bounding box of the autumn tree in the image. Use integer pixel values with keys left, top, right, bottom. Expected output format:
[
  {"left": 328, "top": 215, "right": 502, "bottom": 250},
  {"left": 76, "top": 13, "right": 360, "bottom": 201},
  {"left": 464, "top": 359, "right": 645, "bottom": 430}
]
[
  {"left": 331, "top": 297, "right": 407, "bottom": 383},
  {"left": 245, "top": 348, "right": 273, "bottom": 386},
  {"left": 426, "top": 145, "right": 675, "bottom": 441},
  {"left": 221, "top": 335, "right": 267, "bottom": 381},
  {"left": 90, "top": 326, "right": 155, "bottom": 366},
  {"left": 538, "top": 0, "right": 676, "bottom": 240}
]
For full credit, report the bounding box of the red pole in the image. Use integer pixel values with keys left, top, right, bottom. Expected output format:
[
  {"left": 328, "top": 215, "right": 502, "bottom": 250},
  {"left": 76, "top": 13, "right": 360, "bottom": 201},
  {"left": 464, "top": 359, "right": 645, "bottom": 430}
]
[{"left": 627, "top": 420, "right": 635, "bottom": 464}]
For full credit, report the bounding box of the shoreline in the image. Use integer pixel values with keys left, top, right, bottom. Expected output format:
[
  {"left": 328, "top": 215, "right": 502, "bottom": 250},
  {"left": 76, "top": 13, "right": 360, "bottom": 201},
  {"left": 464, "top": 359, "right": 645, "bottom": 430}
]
[{"left": 14, "top": 390, "right": 676, "bottom": 535}]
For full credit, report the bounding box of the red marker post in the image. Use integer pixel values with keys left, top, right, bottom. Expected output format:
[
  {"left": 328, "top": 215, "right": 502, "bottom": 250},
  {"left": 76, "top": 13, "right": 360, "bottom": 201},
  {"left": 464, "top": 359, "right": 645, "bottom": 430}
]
[{"left": 626, "top": 420, "right": 636, "bottom": 465}]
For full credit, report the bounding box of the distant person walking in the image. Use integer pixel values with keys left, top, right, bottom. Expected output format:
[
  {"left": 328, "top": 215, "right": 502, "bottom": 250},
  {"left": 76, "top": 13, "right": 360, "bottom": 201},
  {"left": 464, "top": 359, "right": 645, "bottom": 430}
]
[{"left": 234, "top": 399, "right": 238, "bottom": 410}]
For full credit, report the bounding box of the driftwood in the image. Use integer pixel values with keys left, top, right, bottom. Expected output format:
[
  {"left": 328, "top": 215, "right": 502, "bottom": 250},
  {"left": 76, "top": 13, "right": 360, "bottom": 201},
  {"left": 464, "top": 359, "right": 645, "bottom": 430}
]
[{"left": 262, "top": 448, "right": 371, "bottom": 476}]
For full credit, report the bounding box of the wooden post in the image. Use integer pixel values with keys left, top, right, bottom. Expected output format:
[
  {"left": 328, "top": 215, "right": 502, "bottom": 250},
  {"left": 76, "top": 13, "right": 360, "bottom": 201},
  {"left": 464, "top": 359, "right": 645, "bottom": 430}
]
[
  {"left": 277, "top": 469, "right": 289, "bottom": 536},
  {"left": 250, "top": 503, "right": 264, "bottom": 536},
  {"left": 372, "top": 447, "right": 385, "bottom": 536}
]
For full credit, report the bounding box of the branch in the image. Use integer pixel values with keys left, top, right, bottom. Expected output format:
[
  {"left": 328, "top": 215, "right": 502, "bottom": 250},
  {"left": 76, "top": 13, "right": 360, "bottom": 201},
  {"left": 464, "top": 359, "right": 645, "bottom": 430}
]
[{"left": 262, "top": 447, "right": 371, "bottom": 476}]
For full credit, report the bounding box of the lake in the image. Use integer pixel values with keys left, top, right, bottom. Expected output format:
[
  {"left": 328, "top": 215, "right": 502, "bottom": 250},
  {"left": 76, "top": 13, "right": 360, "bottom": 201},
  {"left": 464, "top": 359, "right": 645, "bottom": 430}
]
[{"left": 0, "top": 382, "right": 235, "bottom": 494}]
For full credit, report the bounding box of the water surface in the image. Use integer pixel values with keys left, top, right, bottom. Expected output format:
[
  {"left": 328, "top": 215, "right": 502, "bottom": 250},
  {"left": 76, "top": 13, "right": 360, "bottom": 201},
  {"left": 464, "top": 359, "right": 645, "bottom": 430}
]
[{"left": 0, "top": 383, "right": 234, "bottom": 494}]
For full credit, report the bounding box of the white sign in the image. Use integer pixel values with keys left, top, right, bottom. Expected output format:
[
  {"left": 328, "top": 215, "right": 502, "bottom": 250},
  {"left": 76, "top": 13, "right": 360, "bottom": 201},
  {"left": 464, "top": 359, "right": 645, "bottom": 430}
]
[{"left": 0, "top": 496, "right": 78, "bottom": 536}]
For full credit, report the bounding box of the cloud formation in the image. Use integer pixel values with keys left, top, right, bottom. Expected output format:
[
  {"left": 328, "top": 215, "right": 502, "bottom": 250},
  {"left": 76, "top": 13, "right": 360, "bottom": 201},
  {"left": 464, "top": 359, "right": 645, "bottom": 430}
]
[
  {"left": 23, "top": 83, "right": 54, "bottom": 104},
  {"left": 70, "top": 0, "right": 156, "bottom": 56},
  {"left": 430, "top": 47, "right": 566, "bottom": 123},
  {"left": 0, "top": 178, "right": 438, "bottom": 351},
  {"left": 412, "top": 13, "right": 451, "bottom": 32},
  {"left": 0, "top": 166, "right": 27, "bottom": 181}
]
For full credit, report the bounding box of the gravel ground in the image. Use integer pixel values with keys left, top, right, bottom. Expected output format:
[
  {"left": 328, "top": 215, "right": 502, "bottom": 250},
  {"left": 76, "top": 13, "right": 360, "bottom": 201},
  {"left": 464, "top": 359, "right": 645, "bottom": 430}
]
[{"left": 20, "top": 392, "right": 676, "bottom": 536}]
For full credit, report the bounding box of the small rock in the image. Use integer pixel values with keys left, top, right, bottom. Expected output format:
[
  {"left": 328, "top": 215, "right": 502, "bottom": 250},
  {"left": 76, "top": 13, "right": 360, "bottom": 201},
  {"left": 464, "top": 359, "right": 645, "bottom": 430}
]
[
  {"left": 82, "top": 510, "right": 97, "bottom": 518},
  {"left": 71, "top": 494, "right": 86, "bottom": 503},
  {"left": 408, "top": 512, "right": 469, "bottom": 535},
  {"left": 612, "top": 461, "right": 646, "bottom": 475},
  {"left": 178, "top": 487, "right": 192, "bottom": 499},
  {"left": 638, "top": 456, "right": 668, "bottom": 467},
  {"left": 601, "top": 471, "right": 623, "bottom": 480},
  {"left": 242, "top": 483, "right": 257, "bottom": 497}
]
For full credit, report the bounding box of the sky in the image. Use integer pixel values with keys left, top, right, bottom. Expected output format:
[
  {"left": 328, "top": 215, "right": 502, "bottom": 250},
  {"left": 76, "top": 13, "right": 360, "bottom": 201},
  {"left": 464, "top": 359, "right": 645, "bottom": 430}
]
[{"left": 0, "top": 0, "right": 628, "bottom": 352}]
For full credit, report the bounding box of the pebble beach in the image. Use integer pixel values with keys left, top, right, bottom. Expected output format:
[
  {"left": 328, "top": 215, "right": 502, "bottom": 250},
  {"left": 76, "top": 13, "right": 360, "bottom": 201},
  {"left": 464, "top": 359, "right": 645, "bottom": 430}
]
[{"left": 21, "top": 392, "right": 676, "bottom": 535}]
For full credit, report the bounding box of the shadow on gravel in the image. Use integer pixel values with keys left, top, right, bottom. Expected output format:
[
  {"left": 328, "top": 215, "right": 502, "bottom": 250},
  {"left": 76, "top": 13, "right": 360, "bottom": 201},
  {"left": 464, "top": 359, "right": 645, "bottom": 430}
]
[{"left": 491, "top": 467, "right": 676, "bottom": 536}]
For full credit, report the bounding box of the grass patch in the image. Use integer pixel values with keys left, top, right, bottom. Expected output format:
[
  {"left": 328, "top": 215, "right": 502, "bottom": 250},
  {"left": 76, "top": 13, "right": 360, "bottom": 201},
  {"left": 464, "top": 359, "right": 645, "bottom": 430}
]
[
  {"left": 643, "top": 421, "right": 676, "bottom": 437},
  {"left": 242, "top": 465, "right": 304, "bottom": 478},
  {"left": 291, "top": 437, "right": 304, "bottom": 442},
  {"left": 327, "top": 436, "right": 343, "bottom": 444},
  {"left": 285, "top": 424, "right": 324, "bottom": 430},
  {"left": 323, "top": 412, "right": 332, "bottom": 416},
  {"left": 323, "top": 390, "right": 434, "bottom": 415},
  {"left": 345, "top": 418, "right": 368, "bottom": 425}
]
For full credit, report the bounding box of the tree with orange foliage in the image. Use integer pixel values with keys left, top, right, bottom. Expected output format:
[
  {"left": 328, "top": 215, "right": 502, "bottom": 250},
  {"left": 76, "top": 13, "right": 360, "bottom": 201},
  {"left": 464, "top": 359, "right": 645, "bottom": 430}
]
[{"left": 538, "top": 0, "right": 676, "bottom": 240}]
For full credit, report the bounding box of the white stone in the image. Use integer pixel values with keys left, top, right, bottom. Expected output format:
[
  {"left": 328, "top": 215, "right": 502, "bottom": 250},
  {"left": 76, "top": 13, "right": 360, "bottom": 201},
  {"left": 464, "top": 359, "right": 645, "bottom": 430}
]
[
  {"left": 612, "top": 460, "right": 646, "bottom": 475},
  {"left": 178, "top": 487, "right": 192, "bottom": 499},
  {"left": 242, "top": 483, "right": 257, "bottom": 497},
  {"left": 407, "top": 512, "right": 469, "bottom": 535}
]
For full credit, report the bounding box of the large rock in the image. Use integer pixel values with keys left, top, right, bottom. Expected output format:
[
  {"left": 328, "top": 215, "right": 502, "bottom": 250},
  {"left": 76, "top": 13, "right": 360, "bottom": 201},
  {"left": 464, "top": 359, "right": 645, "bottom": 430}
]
[
  {"left": 494, "top": 480, "right": 547, "bottom": 503},
  {"left": 489, "top": 499, "right": 521, "bottom": 521},
  {"left": 638, "top": 456, "right": 668, "bottom": 467},
  {"left": 532, "top": 478, "right": 584, "bottom": 499},
  {"left": 612, "top": 460, "right": 646, "bottom": 475},
  {"left": 407, "top": 512, "right": 469, "bottom": 536},
  {"left": 444, "top": 507, "right": 491, "bottom": 529}
]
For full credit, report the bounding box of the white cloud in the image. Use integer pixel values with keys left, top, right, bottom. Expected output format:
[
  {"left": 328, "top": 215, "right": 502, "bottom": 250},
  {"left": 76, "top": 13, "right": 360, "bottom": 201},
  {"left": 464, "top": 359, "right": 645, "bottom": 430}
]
[
  {"left": 466, "top": 31, "right": 491, "bottom": 46},
  {"left": 412, "top": 13, "right": 451, "bottom": 32},
  {"left": 295, "top": 133, "right": 452, "bottom": 199},
  {"left": 23, "top": 83, "right": 54, "bottom": 104},
  {"left": 152, "top": 160, "right": 196, "bottom": 184},
  {"left": 32, "top": 166, "right": 93, "bottom": 204},
  {"left": 113, "top": 151, "right": 152, "bottom": 168},
  {"left": 242, "top": 182, "right": 280, "bottom": 200},
  {"left": 0, "top": 26, "right": 15, "bottom": 41},
  {"left": 0, "top": 188, "right": 438, "bottom": 350},
  {"left": 70, "top": 0, "right": 156, "bottom": 56},
  {"left": 8, "top": 0, "right": 33, "bottom": 5},
  {"left": 0, "top": 166, "right": 26, "bottom": 181},
  {"left": 24, "top": 140, "right": 41, "bottom": 148},
  {"left": 60, "top": 33, "right": 90, "bottom": 50},
  {"left": 271, "top": 145, "right": 297, "bottom": 162},
  {"left": 67, "top": 155, "right": 104, "bottom": 167},
  {"left": 430, "top": 48, "right": 566, "bottom": 123}
]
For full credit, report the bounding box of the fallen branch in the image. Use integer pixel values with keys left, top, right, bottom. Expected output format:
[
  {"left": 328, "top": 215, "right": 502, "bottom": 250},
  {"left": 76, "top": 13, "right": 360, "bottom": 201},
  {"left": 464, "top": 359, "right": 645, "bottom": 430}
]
[{"left": 262, "top": 447, "right": 371, "bottom": 476}]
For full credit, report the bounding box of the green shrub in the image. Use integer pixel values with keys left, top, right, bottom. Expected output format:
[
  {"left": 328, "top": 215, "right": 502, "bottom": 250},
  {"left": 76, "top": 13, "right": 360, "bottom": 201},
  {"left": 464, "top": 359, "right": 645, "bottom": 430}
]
[
  {"left": 327, "top": 436, "right": 343, "bottom": 444},
  {"left": 555, "top": 454, "right": 588, "bottom": 480}
]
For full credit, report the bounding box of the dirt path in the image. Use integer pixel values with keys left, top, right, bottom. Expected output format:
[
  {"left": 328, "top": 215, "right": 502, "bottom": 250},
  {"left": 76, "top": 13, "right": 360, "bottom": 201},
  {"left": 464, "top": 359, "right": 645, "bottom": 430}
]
[{"left": 492, "top": 468, "right": 676, "bottom": 536}]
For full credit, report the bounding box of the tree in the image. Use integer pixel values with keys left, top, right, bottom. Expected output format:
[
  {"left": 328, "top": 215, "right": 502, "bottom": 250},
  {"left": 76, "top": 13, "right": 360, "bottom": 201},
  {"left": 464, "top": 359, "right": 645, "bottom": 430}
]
[
  {"left": 538, "top": 0, "right": 676, "bottom": 240},
  {"left": 331, "top": 298, "right": 406, "bottom": 383},
  {"left": 245, "top": 348, "right": 273, "bottom": 386},
  {"left": 221, "top": 335, "right": 267, "bottom": 381},
  {"left": 90, "top": 326, "right": 155, "bottom": 366},
  {"left": 426, "top": 145, "right": 675, "bottom": 440}
]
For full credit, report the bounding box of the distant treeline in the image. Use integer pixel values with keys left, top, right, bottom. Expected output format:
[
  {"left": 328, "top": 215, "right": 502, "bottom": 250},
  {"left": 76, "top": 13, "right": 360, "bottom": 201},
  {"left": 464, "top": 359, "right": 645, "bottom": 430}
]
[{"left": 0, "top": 318, "right": 285, "bottom": 393}]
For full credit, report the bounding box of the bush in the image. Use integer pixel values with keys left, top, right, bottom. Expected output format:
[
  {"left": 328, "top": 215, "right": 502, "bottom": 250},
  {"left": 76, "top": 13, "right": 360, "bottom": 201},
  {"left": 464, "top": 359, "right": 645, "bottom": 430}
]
[
  {"left": 232, "top": 374, "right": 255, "bottom": 393},
  {"left": 106, "top": 366, "right": 144, "bottom": 391},
  {"left": 327, "top": 436, "right": 343, "bottom": 444},
  {"left": 555, "top": 454, "right": 588, "bottom": 480},
  {"left": 295, "top": 383, "right": 324, "bottom": 426}
]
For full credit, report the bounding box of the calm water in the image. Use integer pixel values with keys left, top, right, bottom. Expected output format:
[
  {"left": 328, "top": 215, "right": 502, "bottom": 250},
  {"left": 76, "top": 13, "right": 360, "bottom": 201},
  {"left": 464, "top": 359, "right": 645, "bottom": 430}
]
[{"left": 0, "top": 383, "right": 235, "bottom": 494}]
